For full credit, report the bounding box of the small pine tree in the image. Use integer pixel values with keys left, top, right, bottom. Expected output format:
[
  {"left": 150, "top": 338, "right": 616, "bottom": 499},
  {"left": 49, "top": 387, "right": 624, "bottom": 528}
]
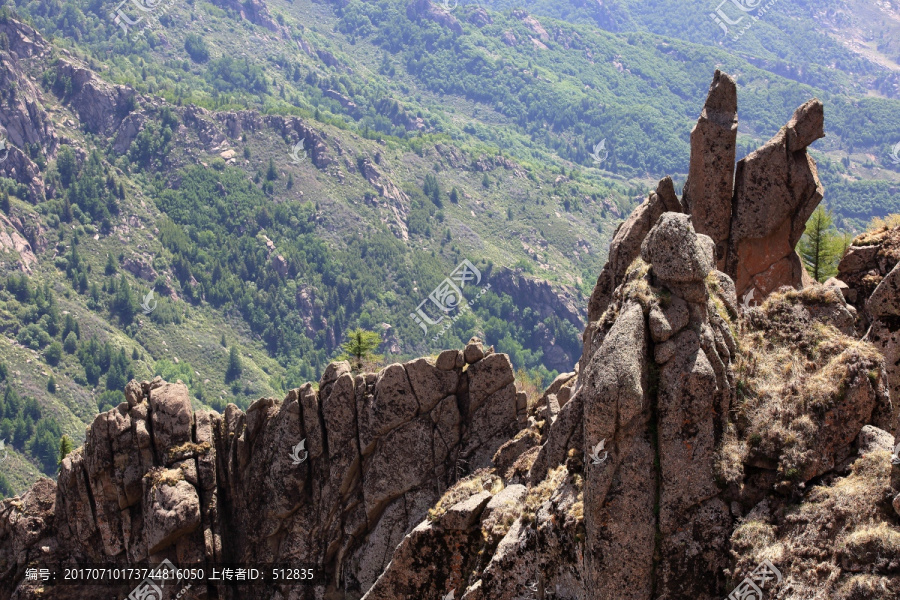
[
  {"left": 266, "top": 158, "right": 278, "bottom": 181},
  {"left": 226, "top": 345, "right": 242, "bottom": 382},
  {"left": 63, "top": 331, "right": 78, "bottom": 353},
  {"left": 105, "top": 253, "right": 117, "bottom": 275},
  {"left": 57, "top": 435, "right": 73, "bottom": 469},
  {"left": 0, "top": 190, "right": 10, "bottom": 214},
  {"left": 450, "top": 187, "right": 459, "bottom": 204},
  {"left": 47, "top": 376, "right": 57, "bottom": 393},
  {"left": 339, "top": 328, "right": 382, "bottom": 372},
  {"left": 220, "top": 333, "right": 227, "bottom": 347},
  {"left": 799, "top": 206, "right": 845, "bottom": 282}
]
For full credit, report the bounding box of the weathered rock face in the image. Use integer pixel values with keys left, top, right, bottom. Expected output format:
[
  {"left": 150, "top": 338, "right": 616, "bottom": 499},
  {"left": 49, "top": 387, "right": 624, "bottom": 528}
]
[
  {"left": 837, "top": 224, "right": 900, "bottom": 311},
  {"left": 0, "top": 348, "right": 524, "bottom": 599},
  {"left": 727, "top": 99, "right": 825, "bottom": 299},
  {"left": 586, "top": 176, "right": 683, "bottom": 323},
  {"left": 580, "top": 214, "right": 735, "bottom": 599},
  {"left": 681, "top": 69, "right": 738, "bottom": 267},
  {"left": 837, "top": 222, "right": 900, "bottom": 435},
  {"left": 0, "top": 19, "right": 57, "bottom": 203}
]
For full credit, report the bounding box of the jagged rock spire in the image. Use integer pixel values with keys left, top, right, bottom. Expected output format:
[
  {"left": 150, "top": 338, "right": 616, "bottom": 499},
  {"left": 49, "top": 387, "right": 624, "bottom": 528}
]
[
  {"left": 682, "top": 69, "right": 738, "bottom": 267},
  {"left": 727, "top": 98, "right": 825, "bottom": 299}
]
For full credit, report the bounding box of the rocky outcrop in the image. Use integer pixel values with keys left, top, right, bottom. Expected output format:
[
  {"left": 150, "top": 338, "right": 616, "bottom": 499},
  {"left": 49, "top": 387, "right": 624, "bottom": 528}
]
[
  {"left": 358, "top": 157, "right": 412, "bottom": 239},
  {"left": 836, "top": 222, "right": 900, "bottom": 436},
  {"left": 837, "top": 223, "right": 900, "bottom": 312},
  {"left": 210, "top": 0, "right": 279, "bottom": 32},
  {"left": 0, "top": 211, "right": 39, "bottom": 271},
  {"left": 0, "top": 346, "right": 524, "bottom": 599},
  {"left": 586, "top": 176, "right": 682, "bottom": 323},
  {"left": 53, "top": 60, "right": 138, "bottom": 137},
  {"left": 406, "top": 0, "right": 463, "bottom": 34},
  {"left": 588, "top": 71, "right": 825, "bottom": 322},
  {"left": 362, "top": 206, "right": 896, "bottom": 600},
  {"left": 727, "top": 99, "right": 825, "bottom": 299},
  {"left": 681, "top": 69, "right": 738, "bottom": 267},
  {"left": 580, "top": 213, "right": 734, "bottom": 599},
  {"left": 0, "top": 19, "right": 57, "bottom": 202}
]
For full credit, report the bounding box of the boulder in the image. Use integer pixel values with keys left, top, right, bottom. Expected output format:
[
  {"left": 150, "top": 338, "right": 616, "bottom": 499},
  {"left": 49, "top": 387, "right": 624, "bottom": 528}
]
[
  {"left": 440, "top": 491, "right": 492, "bottom": 531},
  {"left": 142, "top": 470, "right": 201, "bottom": 555},
  {"left": 866, "top": 262, "right": 900, "bottom": 319},
  {"left": 464, "top": 336, "right": 485, "bottom": 364},
  {"left": 640, "top": 213, "right": 713, "bottom": 285},
  {"left": 587, "top": 176, "right": 683, "bottom": 321}
]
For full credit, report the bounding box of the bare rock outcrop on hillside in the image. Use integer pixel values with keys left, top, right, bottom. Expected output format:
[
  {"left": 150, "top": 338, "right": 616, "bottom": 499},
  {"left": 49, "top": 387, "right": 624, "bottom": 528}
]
[
  {"left": 840, "top": 223, "right": 900, "bottom": 435},
  {"left": 0, "top": 346, "right": 525, "bottom": 599},
  {"left": 727, "top": 99, "right": 824, "bottom": 299},
  {"left": 681, "top": 69, "right": 738, "bottom": 266},
  {"left": 0, "top": 18, "right": 56, "bottom": 203},
  {"left": 588, "top": 71, "right": 825, "bottom": 323},
  {"left": 489, "top": 266, "right": 586, "bottom": 373}
]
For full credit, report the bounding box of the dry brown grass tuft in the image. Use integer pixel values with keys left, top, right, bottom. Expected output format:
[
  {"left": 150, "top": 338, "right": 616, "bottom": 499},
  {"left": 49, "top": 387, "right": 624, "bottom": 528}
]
[
  {"left": 521, "top": 465, "right": 567, "bottom": 523},
  {"left": 481, "top": 494, "right": 523, "bottom": 543},
  {"left": 621, "top": 258, "right": 655, "bottom": 309},
  {"left": 842, "top": 523, "right": 900, "bottom": 563},
  {"left": 730, "top": 451, "right": 900, "bottom": 598},
  {"left": 733, "top": 289, "right": 885, "bottom": 481},
  {"left": 714, "top": 424, "right": 746, "bottom": 488},
  {"left": 852, "top": 227, "right": 891, "bottom": 248},
  {"left": 427, "top": 469, "right": 498, "bottom": 522}
]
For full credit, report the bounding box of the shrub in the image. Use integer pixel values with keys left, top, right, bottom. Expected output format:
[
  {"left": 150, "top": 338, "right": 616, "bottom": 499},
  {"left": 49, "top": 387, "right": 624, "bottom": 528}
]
[
  {"left": 44, "top": 341, "right": 62, "bottom": 366},
  {"left": 184, "top": 33, "right": 210, "bottom": 63}
]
